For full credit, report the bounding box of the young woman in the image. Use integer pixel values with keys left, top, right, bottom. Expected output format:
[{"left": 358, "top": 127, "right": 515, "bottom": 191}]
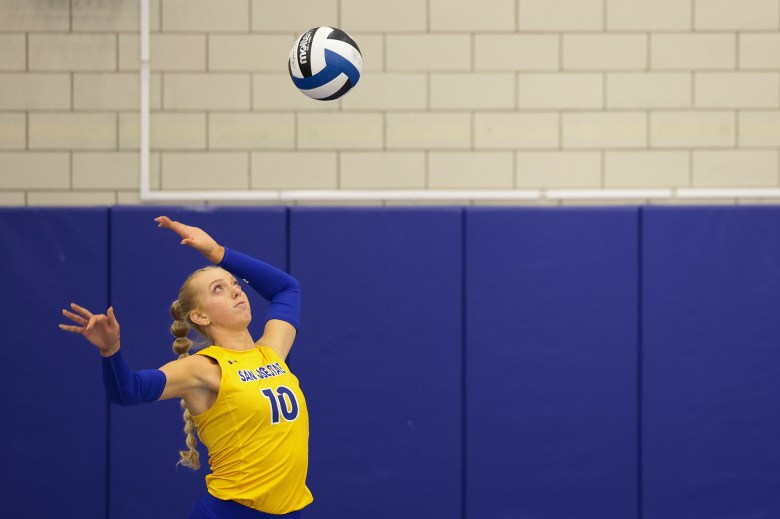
[{"left": 60, "top": 216, "right": 313, "bottom": 518}]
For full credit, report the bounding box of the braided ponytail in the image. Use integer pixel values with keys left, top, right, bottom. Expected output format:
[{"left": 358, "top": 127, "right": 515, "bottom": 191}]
[
  {"left": 170, "top": 299, "right": 200, "bottom": 470},
  {"left": 169, "top": 266, "right": 219, "bottom": 471}
]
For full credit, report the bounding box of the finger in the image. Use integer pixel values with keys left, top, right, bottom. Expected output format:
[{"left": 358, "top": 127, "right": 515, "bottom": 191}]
[
  {"left": 69, "top": 302, "right": 94, "bottom": 318},
  {"left": 156, "top": 216, "right": 185, "bottom": 234},
  {"left": 162, "top": 216, "right": 182, "bottom": 229},
  {"left": 59, "top": 324, "right": 84, "bottom": 334},
  {"left": 85, "top": 315, "right": 98, "bottom": 332},
  {"left": 157, "top": 217, "right": 190, "bottom": 239},
  {"left": 107, "top": 306, "right": 119, "bottom": 327},
  {"left": 62, "top": 308, "right": 88, "bottom": 325},
  {"left": 154, "top": 215, "right": 171, "bottom": 227}
]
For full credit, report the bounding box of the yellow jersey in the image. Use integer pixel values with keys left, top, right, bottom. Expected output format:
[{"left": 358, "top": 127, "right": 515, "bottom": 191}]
[{"left": 193, "top": 345, "right": 313, "bottom": 514}]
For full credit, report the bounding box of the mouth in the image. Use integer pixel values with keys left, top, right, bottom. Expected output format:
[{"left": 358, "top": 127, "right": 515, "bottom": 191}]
[{"left": 234, "top": 301, "right": 247, "bottom": 308}]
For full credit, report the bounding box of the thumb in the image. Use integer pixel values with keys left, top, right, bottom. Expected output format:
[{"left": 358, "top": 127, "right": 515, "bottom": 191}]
[{"left": 107, "top": 306, "right": 119, "bottom": 327}]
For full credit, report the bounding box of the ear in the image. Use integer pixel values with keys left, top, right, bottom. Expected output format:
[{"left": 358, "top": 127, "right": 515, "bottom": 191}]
[{"left": 190, "top": 311, "right": 210, "bottom": 327}]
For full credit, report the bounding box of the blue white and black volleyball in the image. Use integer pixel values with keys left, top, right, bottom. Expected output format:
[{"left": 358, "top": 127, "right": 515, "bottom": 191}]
[{"left": 288, "top": 27, "right": 362, "bottom": 101}]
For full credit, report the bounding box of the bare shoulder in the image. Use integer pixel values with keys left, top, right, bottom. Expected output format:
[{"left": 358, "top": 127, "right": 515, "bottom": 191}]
[
  {"left": 186, "top": 353, "right": 220, "bottom": 380},
  {"left": 159, "top": 353, "right": 221, "bottom": 395},
  {"left": 164, "top": 351, "right": 218, "bottom": 369},
  {"left": 187, "top": 352, "right": 219, "bottom": 367}
]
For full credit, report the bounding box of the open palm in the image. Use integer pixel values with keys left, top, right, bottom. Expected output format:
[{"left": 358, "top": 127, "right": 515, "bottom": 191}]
[
  {"left": 59, "top": 303, "right": 121, "bottom": 356},
  {"left": 155, "top": 215, "right": 224, "bottom": 264}
]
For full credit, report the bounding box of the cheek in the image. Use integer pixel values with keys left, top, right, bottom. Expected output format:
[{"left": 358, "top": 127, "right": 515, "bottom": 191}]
[
  {"left": 203, "top": 295, "right": 233, "bottom": 317},
  {"left": 200, "top": 295, "right": 223, "bottom": 315}
]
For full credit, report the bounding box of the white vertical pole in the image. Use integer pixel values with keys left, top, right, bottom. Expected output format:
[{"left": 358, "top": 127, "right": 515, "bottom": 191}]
[{"left": 139, "top": 0, "right": 151, "bottom": 199}]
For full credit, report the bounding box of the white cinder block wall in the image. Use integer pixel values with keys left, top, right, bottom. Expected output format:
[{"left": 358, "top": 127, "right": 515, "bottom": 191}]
[{"left": 0, "top": 0, "right": 779, "bottom": 206}]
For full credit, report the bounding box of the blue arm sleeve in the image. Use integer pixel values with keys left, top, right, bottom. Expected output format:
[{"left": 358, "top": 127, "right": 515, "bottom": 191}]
[
  {"left": 101, "top": 349, "right": 167, "bottom": 406},
  {"left": 218, "top": 247, "right": 301, "bottom": 330}
]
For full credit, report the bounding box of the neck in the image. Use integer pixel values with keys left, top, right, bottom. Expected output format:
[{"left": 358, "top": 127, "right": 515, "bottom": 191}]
[{"left": 209, "top": 328, "right": 256, "bottom": 351}]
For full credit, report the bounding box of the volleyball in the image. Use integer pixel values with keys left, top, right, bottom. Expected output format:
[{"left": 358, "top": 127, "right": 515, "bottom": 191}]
[{"left": 288, "top": 27, "right": 362, "bottom": 101}]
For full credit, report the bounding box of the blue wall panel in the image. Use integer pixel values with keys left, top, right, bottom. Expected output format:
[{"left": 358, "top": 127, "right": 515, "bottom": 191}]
[
  {"left": 108, "top": 207, "right": 287, "bottom": 519},
  {"left": 6, "top": 204, "right": 780, "bottom": 518},
  {"left": 289, "top": 208, "right": 463, "bottom": 519},
  {"left": 0, "top": 209, "right": 109, "bottom": 519},
  {"left": 465, "top": 208, "right": 640, "bottom": 519},
  {"left": 642, "top": 207, "right": 780, "bottom": 519}
]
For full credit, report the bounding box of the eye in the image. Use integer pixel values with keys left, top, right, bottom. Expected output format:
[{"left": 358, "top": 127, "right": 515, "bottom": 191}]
[{"left": 213, "top": 284, "right": 223, "bottom": 293}]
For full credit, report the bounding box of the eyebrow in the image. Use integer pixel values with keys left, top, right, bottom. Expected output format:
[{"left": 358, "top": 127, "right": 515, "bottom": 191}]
[{"left": 208, "top": 276, "right": 237, "bottom": 288}]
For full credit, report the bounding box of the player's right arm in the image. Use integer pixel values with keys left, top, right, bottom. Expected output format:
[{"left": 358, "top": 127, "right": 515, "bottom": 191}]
[
  {"left": 158, "top": 354, "right": 220, "bottom": 403},
  {"left": 60, "top": 303, "right": 216, "bottom": 406}
]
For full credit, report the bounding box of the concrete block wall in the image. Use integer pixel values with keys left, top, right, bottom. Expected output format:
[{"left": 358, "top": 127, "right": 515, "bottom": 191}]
[{"left": 0, "top": 0, "right": 779, "bottom": 206}]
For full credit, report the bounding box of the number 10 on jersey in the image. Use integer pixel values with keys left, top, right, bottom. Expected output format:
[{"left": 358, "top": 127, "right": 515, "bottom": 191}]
[{"left": 261, "top": 386, "right": 299, "bottom": 424}]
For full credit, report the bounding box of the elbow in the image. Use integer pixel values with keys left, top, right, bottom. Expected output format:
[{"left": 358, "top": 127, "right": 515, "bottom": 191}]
[{"left": 282, "top": 279, "right": 301, "bottom": 304}]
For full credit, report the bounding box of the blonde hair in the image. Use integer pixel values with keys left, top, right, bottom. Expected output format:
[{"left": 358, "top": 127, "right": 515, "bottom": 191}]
[{"left": 169, "top": 266, "right": 219, "bottom": 471}]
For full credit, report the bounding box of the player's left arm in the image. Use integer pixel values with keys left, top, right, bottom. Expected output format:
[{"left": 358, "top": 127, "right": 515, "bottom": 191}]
[
  {"left": 258, "top": 319, "right": 298, "bottom": 362},
  {"left": 217, "top": 247, "right": 301, "bottom": 362},
  {"left": 155, "top": 215, "right": 301, "bottom": 361}
]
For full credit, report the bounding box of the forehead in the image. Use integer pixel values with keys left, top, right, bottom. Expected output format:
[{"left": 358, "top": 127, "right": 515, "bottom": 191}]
[{"left": 193, "top": 268, "right": 235, "bottom": 288}]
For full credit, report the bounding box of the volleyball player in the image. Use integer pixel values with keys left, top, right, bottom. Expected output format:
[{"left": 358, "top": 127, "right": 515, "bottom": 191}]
[{"left": 59, "top": 216, "right": 312, "bottom": 518}]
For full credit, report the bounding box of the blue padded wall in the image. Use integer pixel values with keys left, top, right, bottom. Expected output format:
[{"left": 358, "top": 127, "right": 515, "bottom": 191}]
[
  {"left": 465, "top": 208, "right": 640, "bottom": 519},
  {"left": 6, "top": 205, "right": 780, "bottom": 518},
  {"left": 289, "top": 208, "right": 463, "bottom": 519},
  {"left": 108, "top": 207, "right": 287, "bottom": 519},
  {"left": 0, "top": 209, "right": 109, "bottom": 519},
  {"left": 642, "top": 207, "right": 780, "bottom": 519}
]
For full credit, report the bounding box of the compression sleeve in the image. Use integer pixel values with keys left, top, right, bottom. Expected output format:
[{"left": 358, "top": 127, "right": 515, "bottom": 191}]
[
  {"left": 101, "top": 349, "right": 167, "bottom": 406},
  {"left": 218, "top": 247, "right": 301, "bottom": 330}
]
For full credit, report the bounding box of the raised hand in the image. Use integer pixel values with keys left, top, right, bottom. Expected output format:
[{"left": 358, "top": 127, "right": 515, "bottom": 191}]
[
  {"left": 155, "top": 215, "right": 225, "bottom": 264},
  {"left": 60, "top": 303, "right": 121, "bottom": 357}
]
